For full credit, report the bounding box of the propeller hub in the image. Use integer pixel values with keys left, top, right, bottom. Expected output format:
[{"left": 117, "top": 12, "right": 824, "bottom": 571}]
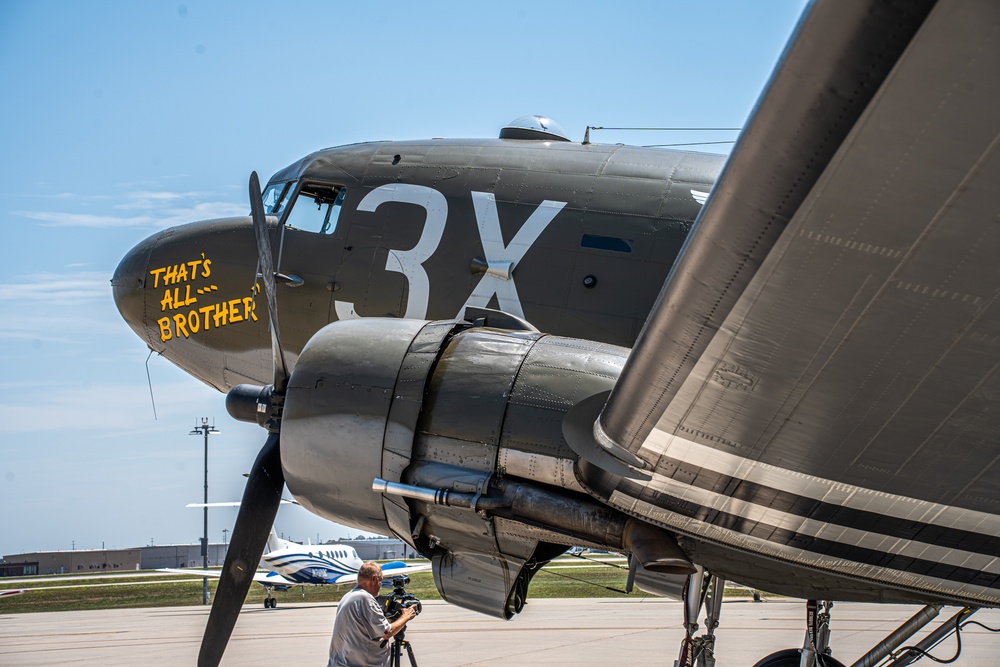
[{"left": 226, "top": 383, "right": 277, "bottom": 428}]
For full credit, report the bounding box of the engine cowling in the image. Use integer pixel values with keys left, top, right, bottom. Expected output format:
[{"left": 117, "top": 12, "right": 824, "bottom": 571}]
[
  {"left": 281, "top": 316, "right": 692, "bottom": 618},
  {"left": 281, "top": 318, "right": 430, "bottom": 533}
]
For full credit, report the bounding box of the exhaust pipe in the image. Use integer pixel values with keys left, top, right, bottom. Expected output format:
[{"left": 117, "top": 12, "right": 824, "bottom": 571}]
[{"left": 374, "top": 474, "right": 694, "bottom": 574}]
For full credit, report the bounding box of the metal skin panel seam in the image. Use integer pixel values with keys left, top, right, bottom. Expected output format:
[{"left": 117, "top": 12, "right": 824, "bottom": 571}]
[{"left": 381, "top": 320, "right": 462, "bottom": 551}]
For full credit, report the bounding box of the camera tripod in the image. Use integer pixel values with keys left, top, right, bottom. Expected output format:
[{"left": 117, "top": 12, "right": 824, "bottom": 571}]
[{"left": 388, "top": 626, "right": 418, "bottom": 667}]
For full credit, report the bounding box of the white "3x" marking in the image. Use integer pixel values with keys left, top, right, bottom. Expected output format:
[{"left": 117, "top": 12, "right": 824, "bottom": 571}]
[
  {"left": 461, "top": 192, "right": 566, "bottom": 318},
  {"left": 335, "top": 184, "right": 447, "bottom": 321},
  {"left": 335, "top": 185, "right": 565, "bottom": 321}
]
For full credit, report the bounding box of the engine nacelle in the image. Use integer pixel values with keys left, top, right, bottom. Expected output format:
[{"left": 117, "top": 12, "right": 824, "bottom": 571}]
[
  {"left": 282, "top": 316, "right": 692, "bottom": 618},
  {"left": 282, "top": 318, "right": 430, "bottom": 534}
]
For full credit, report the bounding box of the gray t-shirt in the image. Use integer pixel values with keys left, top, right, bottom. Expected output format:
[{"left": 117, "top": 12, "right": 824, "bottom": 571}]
[{"left": 328, "top": 587, "right": 391, "bottom": 667}]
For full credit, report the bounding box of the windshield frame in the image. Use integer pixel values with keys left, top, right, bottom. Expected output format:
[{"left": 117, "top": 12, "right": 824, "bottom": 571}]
[
  {"left": 261, "top": 180, "right": 296, "bottom": 217},
  {"left": 280, "top": 181, "right": 348, "bottom": 235}
]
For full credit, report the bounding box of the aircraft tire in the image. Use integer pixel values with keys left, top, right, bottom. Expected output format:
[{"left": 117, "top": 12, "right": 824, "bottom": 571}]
[{"left": 752, "top": 649, "right": 846, "bottom": 667}]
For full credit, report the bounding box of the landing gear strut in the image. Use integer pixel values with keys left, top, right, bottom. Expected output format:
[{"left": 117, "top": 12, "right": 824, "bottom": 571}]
[
  {"left": 675, "top": 567, "right": 725, "bottom": 667},
  {"left": 752, "top": 600, "right": 844, "bottom": 667},
  {"left": 673, "top": 573, "right": 847, "bottom": 667},
  {"left": 672, "top": 572, "right": 983, "bottom": 666},
  {"left": 263, "top": 585, "right": 277, "bottom": 609},
  {"left": 754, "top": 600, "right": 844, "bottom": 667}
]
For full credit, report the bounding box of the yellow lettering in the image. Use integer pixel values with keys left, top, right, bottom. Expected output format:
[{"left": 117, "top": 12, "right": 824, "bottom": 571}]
[
  {"left": 151, "top": 256, "right": 220, "bottom": 336},
  {"left": 164, "top": 265, "right": 179, "bottom": 286},
  {"left": 243, "top": 296, "right": 257, "bottom": 322},
  {"left": 173, "top": 313, "right": 190, "bottom": 338},
  {"left": 160, "top": 289, "right": 174, "bottom": 311},
  {"left": 149, "top": 267, "right": 166, "bottom": 288},
  {"left": 199, "top": 305, "right": 214, "bottom": 331},
  {"left": 154, "top": 279, "right": 261, "bottom": 340},
  {"left": 157, "top": 317, "right": 173, "bottom": 342},
  {"left": 212, "top": 301, "right": 229, "bottom": 328}
]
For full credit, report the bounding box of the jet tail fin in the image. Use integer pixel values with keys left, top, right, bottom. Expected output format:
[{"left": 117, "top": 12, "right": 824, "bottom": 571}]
[{"left": 265, "top": 527, "right": 298, "bottom": 553}]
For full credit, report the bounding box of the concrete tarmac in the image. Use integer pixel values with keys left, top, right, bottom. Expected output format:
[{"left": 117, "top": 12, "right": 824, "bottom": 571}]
[{"left": 2, "top": 598, "right": 998, "bottom": 666}]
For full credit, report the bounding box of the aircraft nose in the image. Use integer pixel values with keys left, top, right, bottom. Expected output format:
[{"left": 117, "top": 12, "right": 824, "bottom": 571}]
[{"left": 112, "top": 231, "right": 158, "bottom": 343}]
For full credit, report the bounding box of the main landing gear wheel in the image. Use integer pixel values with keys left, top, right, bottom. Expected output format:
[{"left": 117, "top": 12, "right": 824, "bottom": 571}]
[{"left": 752, "top": 649, "right": 846, "bottom": 667}]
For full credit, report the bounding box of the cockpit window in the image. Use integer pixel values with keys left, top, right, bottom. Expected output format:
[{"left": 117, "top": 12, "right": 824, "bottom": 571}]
[
  {"left": 262, "top": 181, "right": 294, "bottom": 216},
  {"left": 283, "top": 183, "right": 347, "bottom": 235}
]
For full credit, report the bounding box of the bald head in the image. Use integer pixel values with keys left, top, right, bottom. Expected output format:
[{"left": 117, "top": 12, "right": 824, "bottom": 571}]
[{"left": 358, "top": 561, "right": 383, "bottom": 595}]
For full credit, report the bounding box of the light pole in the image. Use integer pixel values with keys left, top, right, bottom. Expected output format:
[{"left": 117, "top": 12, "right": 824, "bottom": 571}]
[{"left": 190, "top": 418, "right": 220, "bottom": 605}]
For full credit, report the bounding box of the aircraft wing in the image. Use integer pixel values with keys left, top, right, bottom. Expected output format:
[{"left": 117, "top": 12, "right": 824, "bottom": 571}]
[
  {"left": 161, "top": 568, "right": 297, "bottom": 587},
  {"left": 0, "top": 589, "right": 27, "bottom": 597},
  {"left": 162, "top": 562, "right": 430, "bottom": 587},
  {"left": 185, "top": 500, "right": 299, "bottom": 508},
  {"left": 326, "top": 561, "right": 433, "bottom": 586},
  {"left": 588, "top": 0, "right": 1000, "bottom": 606}
]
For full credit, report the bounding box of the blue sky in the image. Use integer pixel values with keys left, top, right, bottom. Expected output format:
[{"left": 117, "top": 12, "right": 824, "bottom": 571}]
[{"left": 0, "top": 1, "right": 807, "bottom": 555}]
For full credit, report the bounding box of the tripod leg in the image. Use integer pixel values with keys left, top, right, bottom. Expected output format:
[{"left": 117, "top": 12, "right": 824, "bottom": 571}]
[
  {"left": 404, "top": 640, "right": 418, "bottom": 667},
  {"left": 390, "top": 637, "right": 401, "bottom": 667}
]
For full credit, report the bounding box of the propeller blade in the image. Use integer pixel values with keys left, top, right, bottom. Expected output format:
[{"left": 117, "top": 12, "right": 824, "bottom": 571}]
[
  {"left": 249, "top": 171, "right": 290, "bottom": 392},
  {"left": 625, "top": 554, "right": 636, "bottom": 594},
  {"left": 198, "top": 432, "right": 284, "bottom": 667}
]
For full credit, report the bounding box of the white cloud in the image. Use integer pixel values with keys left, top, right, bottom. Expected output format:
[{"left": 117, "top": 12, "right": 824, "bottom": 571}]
[
  {"left": 13, "top": 211, "right": 155, "bottom": 228},
  {"left": 0, "top": 312, "right": 123, "bottom": 343},
  {"left": 13, "top": 188, "right": 246, "bottom": 229},
  {"left": 155, "top": 201, "right": 247, "bottom": 227},
  {"left": 0, "top": 271, "right": 110, "bottom": 303},
  {"left": 0, "top": 379, "right": 221, "bottom": 434},
  {"left": 114, "top": 191, "right": 210, "bottom": 210},
  {"left": 0, "top": 271, "right": 120, "bottom": 342}
]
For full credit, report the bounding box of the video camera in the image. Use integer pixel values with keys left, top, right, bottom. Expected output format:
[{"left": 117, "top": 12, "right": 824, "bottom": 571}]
[{"left": 378, "top": 575, "right": 422, "bottom": 621}]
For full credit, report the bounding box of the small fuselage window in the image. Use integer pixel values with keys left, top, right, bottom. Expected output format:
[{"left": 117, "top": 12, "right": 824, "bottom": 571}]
[
  {"left": 283, "top": 183, "right": 347, "bottom": 235},
  {"left": 581, "top": 233, "right": 633, "bottom": 253}
]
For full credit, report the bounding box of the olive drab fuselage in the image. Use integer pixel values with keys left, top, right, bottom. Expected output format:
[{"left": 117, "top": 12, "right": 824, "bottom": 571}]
[{"left": 114, "top": 138, "right": 724, "bottom": 392}]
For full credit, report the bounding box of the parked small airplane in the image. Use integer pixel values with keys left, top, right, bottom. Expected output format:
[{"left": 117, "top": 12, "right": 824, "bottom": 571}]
[
  {"left": 167, "top": 528, "right": 428, "bottom": 609},
  {"left": 113, "top": 1, "right": 1000, "bottom": 665}
]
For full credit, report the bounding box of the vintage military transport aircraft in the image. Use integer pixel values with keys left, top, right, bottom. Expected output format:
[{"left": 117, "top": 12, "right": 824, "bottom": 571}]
[{"left": 113, "top": 0, "right": 1000, "bottom": 665}]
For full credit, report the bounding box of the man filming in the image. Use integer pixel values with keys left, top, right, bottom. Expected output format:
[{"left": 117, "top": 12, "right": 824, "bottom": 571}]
[{"left": 328, "top": 561, "right": 417, "bottom": 667}]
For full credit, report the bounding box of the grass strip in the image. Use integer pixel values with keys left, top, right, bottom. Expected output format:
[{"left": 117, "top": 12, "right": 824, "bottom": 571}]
[{"left": 1, "top": 564, "right": 760, "bottom": 614}]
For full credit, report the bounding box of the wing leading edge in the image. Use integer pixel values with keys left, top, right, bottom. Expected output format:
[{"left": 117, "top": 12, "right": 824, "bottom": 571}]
[
  {"left": 161, "top": 568, "right": 297, "bottom": 587},
  {"left": 588, "top": 0, "right": 1000, "bottom": 606}
]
